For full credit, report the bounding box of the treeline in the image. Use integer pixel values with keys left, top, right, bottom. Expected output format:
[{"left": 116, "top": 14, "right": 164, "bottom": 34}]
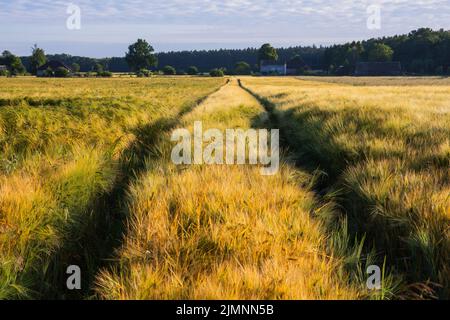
[
  {"left": 20, "top": 54, "right": 129, "bottom": 73},
  {"left": 5, "top": 28, "right": 450, "bottom": 75},
  {"left": 157, "top": 46, "right": 324, "bottom": 73},
  {"left": 324, "top": 28, "right": 450, "bottom": 75},
  {"left": 18, "top": 47, "right": 324, "bottom": 73}
]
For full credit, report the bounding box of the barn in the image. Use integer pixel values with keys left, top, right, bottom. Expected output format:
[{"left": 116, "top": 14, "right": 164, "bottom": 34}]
[
  {"left": 37, "top": 60, "right": 72, "bottom": 77},
  {"left": 355, "top": 62, "right": 402, "bottom": 76},
  {"left": 260, "top": 60, "right": 287, "bottom": 75}
]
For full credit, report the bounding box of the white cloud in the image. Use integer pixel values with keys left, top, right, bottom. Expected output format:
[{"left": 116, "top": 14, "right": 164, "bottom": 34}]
[{"left": 1, "top": 0, "right": 449, "bottom": 22}]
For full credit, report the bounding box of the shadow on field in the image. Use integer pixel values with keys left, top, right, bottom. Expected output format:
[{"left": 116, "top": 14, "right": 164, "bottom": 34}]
[
  {"left": 38, "top": 118, "right": 178, "bottom": 299},
  {"left": 41, "top": 85, "right": 226, "bottom": 299}
]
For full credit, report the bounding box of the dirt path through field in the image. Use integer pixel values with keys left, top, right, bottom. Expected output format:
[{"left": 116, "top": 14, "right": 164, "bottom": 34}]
[{"left": 93, "top": 78, "right": 364, "bottom": 300}]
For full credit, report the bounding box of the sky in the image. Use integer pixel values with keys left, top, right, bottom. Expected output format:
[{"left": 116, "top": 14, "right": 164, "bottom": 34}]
[{"left": 1, "top": 0, "right": 450, "bottom": 57}]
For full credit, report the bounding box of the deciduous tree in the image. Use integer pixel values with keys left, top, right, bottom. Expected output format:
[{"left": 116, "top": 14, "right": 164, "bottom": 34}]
[
  {"left": 30, "top": 44, "right": 47, "bottom": 75},
  {"left": 368, "top": 43, "right": 394, "bottom": 62},
  {"left": 258, "top": 44, "right": 278, "bottom": 65},
  {"left": 125, "top": 39, "right": 157, "bottom": 71}
]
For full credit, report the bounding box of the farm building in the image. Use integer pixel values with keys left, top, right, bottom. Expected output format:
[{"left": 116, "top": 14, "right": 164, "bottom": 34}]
[
  {"left": 260, "top": 60, "right": 287, "bottom": 75},
  {"left": 37, "top": 60, "right": 72, "bottom": 76},
  {"left": 0, "top": 65, "right": 7, "bottom": 71},
  {"left": 355, "top": 62, "right": 402, "bottom": 76}
]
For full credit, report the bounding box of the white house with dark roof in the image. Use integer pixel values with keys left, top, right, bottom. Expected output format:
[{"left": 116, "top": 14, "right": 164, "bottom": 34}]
[{"left": 260, "top": 60, "right": 286, "bottom": 75}]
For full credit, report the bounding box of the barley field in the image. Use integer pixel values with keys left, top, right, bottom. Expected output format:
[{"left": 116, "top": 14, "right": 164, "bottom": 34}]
[
  {"left": 0, "top": 76, "right": 448, "bottom": 300},
  {"left": 0, "top": 77, "right": 224, "bottom": 299},
  {"left": 95, "top": 80, "right": 373, "bottom": 300},
  {"left": 241, "top": 76, "right": 450, "bottom": 299}
]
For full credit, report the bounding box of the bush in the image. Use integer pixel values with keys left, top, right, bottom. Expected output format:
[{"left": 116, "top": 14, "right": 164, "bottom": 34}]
[
  {"left": 71, "top": 63, "right": 80, "bottom": 73},
  {"left": 54, "top": 67, "right": 70, "bottom": 78},
  {"left": 187, "top": 66, "right": 198, "bottom": 75},
  {"left": 136, "top": 69, "right": 151, "bottom": 77},
  {"left": 93, "top": 63, "right": 104, "bottom": 73},
  {"left": 0, "top": 69, "right": 9, "bottom": 77},
  {"left": 209, "top": 68, "right": 224, "bottom": 77},
  {"left": 234, "top": 61, "right": 252, "bottom": 75},
  {"left": 98, "top": 71, "right": 113, "bottom": 77},
  {"left": 162, "top": 65, "right": 176, "bottom": 75},
  {"left": 43, "top": 68, "right": 54, "bottom": 77}
]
